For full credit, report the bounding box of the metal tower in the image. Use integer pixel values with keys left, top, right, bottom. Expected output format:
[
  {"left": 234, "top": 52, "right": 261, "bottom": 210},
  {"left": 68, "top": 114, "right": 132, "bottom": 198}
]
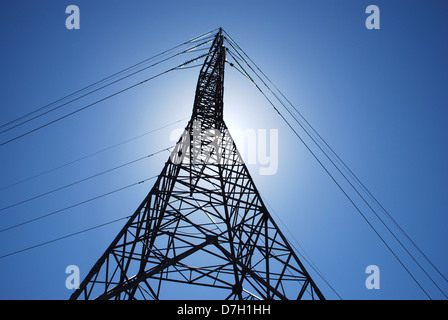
[{"left": 70, "top": 29, "right": 325, "bottom": 300}]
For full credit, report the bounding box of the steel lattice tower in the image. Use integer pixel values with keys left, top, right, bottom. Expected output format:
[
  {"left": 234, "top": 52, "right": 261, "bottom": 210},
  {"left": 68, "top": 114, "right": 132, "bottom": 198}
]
[{"left": 70, "top": 29, "right": 325, "bottom": 300}]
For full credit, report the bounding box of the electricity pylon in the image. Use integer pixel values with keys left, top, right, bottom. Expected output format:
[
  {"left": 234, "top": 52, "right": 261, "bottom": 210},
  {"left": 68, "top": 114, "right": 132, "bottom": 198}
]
[{"left": 70, "top": 29, "right": 325, "bottom": 300}]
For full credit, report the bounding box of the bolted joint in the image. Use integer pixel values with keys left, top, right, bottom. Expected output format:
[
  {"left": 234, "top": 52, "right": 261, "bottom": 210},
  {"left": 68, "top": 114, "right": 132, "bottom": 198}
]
[
  {"left": 232, "top": 283, "right": 242, "bottom": 295},
  {"left": 206, "top": 234, "right": 218, "bottom": 244}
]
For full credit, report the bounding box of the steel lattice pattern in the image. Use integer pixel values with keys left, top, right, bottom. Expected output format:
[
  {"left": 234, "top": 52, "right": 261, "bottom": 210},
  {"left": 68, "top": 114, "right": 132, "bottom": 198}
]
[{"left": 70, "top": 29, "right": 324, "bottom": 300}]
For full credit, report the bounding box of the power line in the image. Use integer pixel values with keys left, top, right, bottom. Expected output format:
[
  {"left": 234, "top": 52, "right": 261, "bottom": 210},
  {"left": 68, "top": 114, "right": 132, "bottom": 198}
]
[
  {"left": 0, "top": 118, "right": 187, "bottom": 192},
  {"left": 0, "top": 31, "right": 217, "bottom": 262},
  {"left": 0, "top": 41, "right": 210, "bottom": 137},
  {"left": 0, "top": 175, "right": 158, "bottom": 234},
  {"left": 224, "top": 32, "right": 448, "bottom": 298},
  {"left": 0, "top": 53, "right": 207, "bottom": 148},
  {"left": 0, "top": 147, "right": 171, "bottom": 213},
  {"left": 0, "top": 29, "right": 216, "bottom": 132},
  {"left": 0, "top": 216, "right": 129, "bottom": 259},
  {"left": 225, "top": 39, "right": 434, "bottom": 299},
  {"left": 228, "top": 50, "right": 446, "bottom": 299}
]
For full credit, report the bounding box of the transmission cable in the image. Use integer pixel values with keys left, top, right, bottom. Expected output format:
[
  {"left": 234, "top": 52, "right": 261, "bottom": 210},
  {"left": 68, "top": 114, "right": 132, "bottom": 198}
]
[
  {"left": 224, "top": 34, "right": 448, "bottom": 298},
  {"left": 225, "top": 46, "right": 433, "bottom": 299},
  {"left": 0, "top": 118, "right": 187, "bottom": 192},
  {"left": 0, "top": 52, "right": 208, "bottom": 147},
  {"left": 0, "top": 39, "right": 212, "bottom": 137},
  {"left": 0, "top": 173, "right": 161, "bottom": 259},
  {"left": 0, "top": 175, "right": 158, "bottom": 233},
  {"left": 0, "top": 147, "right": 172, "bottom": 213},
  {"left": 0, "top": 28, "right": 217, "bottom": 132},
  {"left": 0, "top": 216, "right": 129, "bottom": 259}
]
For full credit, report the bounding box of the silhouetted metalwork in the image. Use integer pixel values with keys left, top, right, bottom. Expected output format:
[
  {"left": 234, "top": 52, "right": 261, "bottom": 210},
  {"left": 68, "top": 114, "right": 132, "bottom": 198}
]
[{"left": 70, "top": 29, "right": 324, "bottom": 300}]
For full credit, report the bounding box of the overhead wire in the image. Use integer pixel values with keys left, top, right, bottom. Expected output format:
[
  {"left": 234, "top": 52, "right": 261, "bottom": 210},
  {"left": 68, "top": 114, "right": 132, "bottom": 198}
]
[
  {"left": 0, "top": 216, "right": 130, "bottom": 259},
  {"left": 0, "top": 173, "right": 162, "bottom": 259},
  {"left": 232, "top": 33, "right": 448, "bottom": 294},
  {"left": 225, "top": 42, "right": 447, "bottom": 299},
  {"left": 0, "top": 146, "right": 172, "bottom": 214},
  {"left": 223, "top": 33, "right": 446, "bottom": 299},
  {"left": 0, "top": 28, "right": 217, "bottom": 133},
  {"left": 0, "top": 32, "right": 217, "bottom": 261},
  {"left": 0, "top": 42, "right": 211, "bottom": 146},
  {"left": 229, "top": 50, "right": 437, "bottom": 299},
  {"left": 0, "top": 40, "right": 211, "bottom": 137},
  {"left": 0, "top": 175, "right": 158, "bottom": 234},
  {"left": 0, "top": 118, "right": 187, "bottom": 192},
  {"left": 228, "top": 48, "right": 380, "bottom": 298},
  {"left": 0, "top": 51, "right": 208, "bottom": 147}
]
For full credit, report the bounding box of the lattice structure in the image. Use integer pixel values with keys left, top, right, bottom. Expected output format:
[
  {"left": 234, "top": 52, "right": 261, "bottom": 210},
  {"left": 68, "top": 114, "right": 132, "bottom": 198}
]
[{"left": 70, "top": 29, "right": 324, "bottom": 300}]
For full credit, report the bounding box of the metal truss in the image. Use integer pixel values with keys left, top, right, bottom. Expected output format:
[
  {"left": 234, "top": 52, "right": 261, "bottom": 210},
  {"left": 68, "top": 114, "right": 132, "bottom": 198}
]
[{"left": 70, "top": 29, "right": 325, "bottom": 300}]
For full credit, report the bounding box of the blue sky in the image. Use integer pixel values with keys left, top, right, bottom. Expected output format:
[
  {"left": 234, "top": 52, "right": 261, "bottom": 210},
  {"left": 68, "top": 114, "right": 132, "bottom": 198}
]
[{"left": 0, "top": 0, "right": 447, "bottom": 300}]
